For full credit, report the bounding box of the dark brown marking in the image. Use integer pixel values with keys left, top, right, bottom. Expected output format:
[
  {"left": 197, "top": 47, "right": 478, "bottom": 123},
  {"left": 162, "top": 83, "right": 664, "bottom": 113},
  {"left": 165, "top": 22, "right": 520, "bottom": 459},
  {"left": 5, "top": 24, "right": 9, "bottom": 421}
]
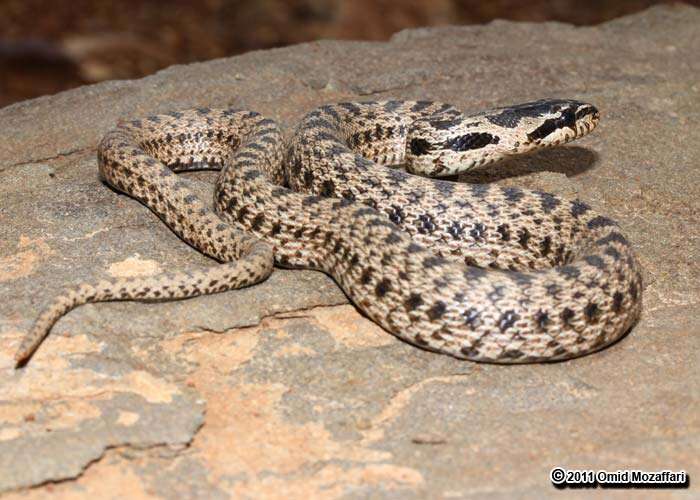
[
  {"left": 427, "top": 301, "right": 446, "bottom": 320},
  {"left": 405, "top": 293, "right": 423, "bottom": 311},
  {"left": 499, "top": 310, "right": 519, "bottom": 331}
]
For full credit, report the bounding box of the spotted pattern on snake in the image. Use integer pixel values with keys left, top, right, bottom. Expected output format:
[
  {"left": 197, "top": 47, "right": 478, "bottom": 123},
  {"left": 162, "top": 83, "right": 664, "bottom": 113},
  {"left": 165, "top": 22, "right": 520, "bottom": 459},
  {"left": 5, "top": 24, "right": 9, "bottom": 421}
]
[{"left": 14, "top": 99, "right": 643, "bottom": 366}]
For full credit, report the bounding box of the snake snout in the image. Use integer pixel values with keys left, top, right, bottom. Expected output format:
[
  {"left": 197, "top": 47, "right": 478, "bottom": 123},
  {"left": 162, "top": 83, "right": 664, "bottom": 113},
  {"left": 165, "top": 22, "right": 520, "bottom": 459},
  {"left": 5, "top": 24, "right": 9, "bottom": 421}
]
[
  {"left": 573, "top": 103, "right": 600, "bottom": 137},
  {"left": 525, "top": 100, "right": 601, "bottom": 147}
]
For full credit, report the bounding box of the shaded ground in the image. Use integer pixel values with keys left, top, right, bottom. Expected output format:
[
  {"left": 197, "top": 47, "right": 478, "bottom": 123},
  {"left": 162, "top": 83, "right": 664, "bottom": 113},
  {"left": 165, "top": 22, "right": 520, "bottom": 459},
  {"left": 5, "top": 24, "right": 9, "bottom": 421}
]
[
  {"left": 2, "top": 0, "right": 700, "bottom": 106},
  {"left": 1, "top": 5, "right": 698, "bottom": 498}
]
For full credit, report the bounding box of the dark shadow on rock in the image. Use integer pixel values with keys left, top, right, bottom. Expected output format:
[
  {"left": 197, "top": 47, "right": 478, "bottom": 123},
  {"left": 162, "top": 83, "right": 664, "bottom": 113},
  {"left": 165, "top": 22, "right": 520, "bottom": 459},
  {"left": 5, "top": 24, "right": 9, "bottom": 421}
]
[{"left": 457, "top": 146, "right": 599, "bottom": 184}]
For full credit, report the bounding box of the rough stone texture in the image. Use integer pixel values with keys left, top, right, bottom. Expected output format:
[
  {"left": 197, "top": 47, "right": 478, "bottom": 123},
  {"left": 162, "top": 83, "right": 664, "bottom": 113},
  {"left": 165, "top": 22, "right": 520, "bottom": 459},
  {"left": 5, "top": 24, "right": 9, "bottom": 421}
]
[{"left": 1, "top": 5, "right": 698, "bottom": 498}]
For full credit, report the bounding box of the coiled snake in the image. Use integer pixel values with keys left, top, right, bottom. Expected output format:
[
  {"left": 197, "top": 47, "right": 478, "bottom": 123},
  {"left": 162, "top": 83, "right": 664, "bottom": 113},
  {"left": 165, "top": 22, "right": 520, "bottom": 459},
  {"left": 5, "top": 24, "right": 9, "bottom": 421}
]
[{"left": 15, "top": 99, "right": 643, "bottom": 366}]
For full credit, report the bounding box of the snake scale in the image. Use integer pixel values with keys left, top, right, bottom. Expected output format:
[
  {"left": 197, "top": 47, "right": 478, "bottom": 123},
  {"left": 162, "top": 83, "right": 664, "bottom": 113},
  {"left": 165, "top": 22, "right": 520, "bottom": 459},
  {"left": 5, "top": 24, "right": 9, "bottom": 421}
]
[{"left": 15, "top": 99, "right": 643, "bottom": 366}]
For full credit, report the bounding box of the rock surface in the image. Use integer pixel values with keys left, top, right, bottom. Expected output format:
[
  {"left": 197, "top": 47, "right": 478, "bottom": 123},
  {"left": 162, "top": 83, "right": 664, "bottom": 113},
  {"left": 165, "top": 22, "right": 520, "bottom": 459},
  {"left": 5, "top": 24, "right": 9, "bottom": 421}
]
[{"left": 1, "top": 5, "right": 698, "bottom": 498}]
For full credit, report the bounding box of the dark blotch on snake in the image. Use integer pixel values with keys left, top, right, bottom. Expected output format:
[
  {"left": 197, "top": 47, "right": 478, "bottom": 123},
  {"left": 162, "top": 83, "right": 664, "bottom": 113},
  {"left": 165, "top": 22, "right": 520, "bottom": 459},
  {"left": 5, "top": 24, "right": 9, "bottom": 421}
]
[
  {"left": 375, "top": 279, "right": 391, "bottom": 298},
  {"left": 470, "top": 184, "right": 490, "bottom": 198},
  {"left": 384, "top": 231, "right": 402, "bottom": 244},
  {"left": 497, "top": 224, "right": 511, "bottom": 241},
  {"left": 423, "top": 256, "right": 446, "bottom": 268},
  {"left": 429, "top": 118, "right": 462, "bottom": 130},
  {"left": 405, "top": 293, "right": 423, "bottom": 311},
  {"left": 411, "top": 101, "right": 432, "bottom": 112},
  {"left": 321, "top": 180, "right": 336, "bottom": 197},
  {"left": 538, "top": 192, "right": 560, "bottom": 213},
  {"left": 559, "top": 266, "right": 580, "bottom": 279},
  {"left": 585, "top": 255, "right": 606, "bottom": 269},
  {"left": 427, "top": 301, "right": 447, "bottom": 320},
  {"left": 503, "top": 187, "right": 524, "bottom": 203},
  {"left": 470, "top": 222, "right": 486, "bottom": 241},
  {"left": 588, "top": 216, "right": 617, "bottom": 229},
  {"left": 406, "top": 243, "right": 423, "bottom": 254},
  {"left": 605, "top": 246, "right": 621, "bottom": 260},
  {"left": 612, "top": 291, "right": 624, "bottom": 312},
  {"left": 584, "top": 302, "right": 599, "bottom": 322},
  {"left": 409, "top": 138, "right": 432, "bottom": 156},
  {"left": 418, "top": 214, "right": 436, "bottom": 234},
  {"left": 502, "top": 350, "right": 524, "bottom": 359},
  {"left": 540, "top": 236, "right": 552, "bottom": 257},
  {"left": 560, "top": 307, "right": 575, "bottom": 325},
  {"left": 302, "top": 196, "right": 323, "bottom": 206},
  {"left": 243, "top": 169, "right": 262, "bottom": 180},
  {"left": 448, "top": 221, "right": 464, "bottom": 239},
  {"left": 444, "top": 132, "right": 499, "bottom": 152},
  {"left": 596, "top": 232, "right": 628, "bottom": 247},
  {"left": 464, "top": 267, "right": 487, "bottom": 280},
  {"left": 434, "top": 180, "right": 455, "bottom": 196},
  {"left": 463, "top": 308, "right": 481, "bottom": 326},
  {"left": 499, "top": 310, "right": 519, "bottom": 331},
  {"left": 518, "top": 229, "right": 531, "bottom": 248}
]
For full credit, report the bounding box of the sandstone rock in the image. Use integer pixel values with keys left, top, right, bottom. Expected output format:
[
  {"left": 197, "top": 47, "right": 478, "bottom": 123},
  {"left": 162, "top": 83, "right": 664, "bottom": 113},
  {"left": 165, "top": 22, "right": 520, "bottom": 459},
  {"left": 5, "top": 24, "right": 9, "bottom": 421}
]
[{"left": 1, "top": 5, "right": 698, "bottom": 497}]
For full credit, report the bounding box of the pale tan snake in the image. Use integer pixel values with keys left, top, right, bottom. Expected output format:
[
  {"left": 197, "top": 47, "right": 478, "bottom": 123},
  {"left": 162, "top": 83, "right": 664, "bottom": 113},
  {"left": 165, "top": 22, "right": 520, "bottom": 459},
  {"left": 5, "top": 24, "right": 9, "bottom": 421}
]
[{"left": 15, "top": 99, "right": 643, "bottom": 366}]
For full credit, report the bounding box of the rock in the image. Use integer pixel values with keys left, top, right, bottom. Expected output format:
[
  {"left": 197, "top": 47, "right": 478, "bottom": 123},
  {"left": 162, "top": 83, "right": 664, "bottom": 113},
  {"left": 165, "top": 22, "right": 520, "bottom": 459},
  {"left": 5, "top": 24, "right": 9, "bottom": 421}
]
[{"left": 1, "top": 4, "right": 698, "bottom": 497}]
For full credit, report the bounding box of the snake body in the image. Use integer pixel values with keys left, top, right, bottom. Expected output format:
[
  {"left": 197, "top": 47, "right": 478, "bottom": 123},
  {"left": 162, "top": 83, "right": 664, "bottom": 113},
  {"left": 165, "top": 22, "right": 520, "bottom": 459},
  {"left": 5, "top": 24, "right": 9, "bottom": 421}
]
[{"left": 15, "top": 99, "right": 643, "bottom": 366}]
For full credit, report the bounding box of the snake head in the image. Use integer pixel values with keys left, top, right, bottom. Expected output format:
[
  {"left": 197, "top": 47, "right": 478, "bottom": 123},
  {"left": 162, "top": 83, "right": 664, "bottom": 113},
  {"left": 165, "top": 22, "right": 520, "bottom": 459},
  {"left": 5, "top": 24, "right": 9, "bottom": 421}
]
[
  {"left": 512, "top": 99, "right": 600, "bottom": 147},
  {"left": 405, "top": 99, "right": 600, "bottom": 177}
]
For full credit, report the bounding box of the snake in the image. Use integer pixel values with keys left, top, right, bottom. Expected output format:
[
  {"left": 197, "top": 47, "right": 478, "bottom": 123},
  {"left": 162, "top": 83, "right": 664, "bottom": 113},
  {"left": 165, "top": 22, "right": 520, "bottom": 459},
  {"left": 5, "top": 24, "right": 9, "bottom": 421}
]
[{"left": 14, "top": 99, "right": 643, "bottom": 366}]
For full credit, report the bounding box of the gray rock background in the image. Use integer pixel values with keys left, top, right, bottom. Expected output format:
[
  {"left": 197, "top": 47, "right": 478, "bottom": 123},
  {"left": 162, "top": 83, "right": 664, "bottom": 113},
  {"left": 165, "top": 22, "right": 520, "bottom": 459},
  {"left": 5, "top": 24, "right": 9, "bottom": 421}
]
[{"left": 0, "top": 4, "right": 698, "bottom": 498}]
